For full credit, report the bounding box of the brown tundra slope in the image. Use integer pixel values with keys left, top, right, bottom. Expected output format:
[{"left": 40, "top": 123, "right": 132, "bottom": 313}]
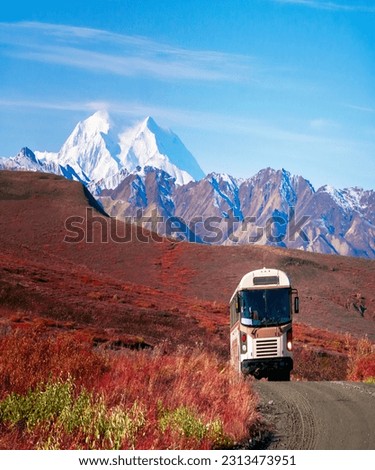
[{"left": 0, "top": 170, "right": 374, "bottom": 355}]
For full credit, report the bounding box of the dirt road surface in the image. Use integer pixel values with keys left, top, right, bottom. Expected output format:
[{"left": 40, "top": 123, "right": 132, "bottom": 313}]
[{"left": 255, "top": 381, "right": 375, "bottom": 449}]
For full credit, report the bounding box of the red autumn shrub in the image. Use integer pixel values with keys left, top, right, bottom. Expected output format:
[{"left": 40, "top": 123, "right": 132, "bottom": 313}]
[
  {"left": 0, "top": 328, "right": 259, "bottom": 449},
  {"left": 346, "top": 336, "right": 375, "bottom": 381},
  {"left": 0, "top": 327, "right": 108, "bottom": 396}
]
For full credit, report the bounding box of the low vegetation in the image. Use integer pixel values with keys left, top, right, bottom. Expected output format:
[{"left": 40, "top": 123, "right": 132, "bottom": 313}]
[
  {"left": 346, "top": 336, "right": 375, "bottom": 382},
  {"left": 292, "top": 346, "right": 348, "bottom": 381},
  {"left": 293, "top": 324, "right": 375, "bottom": 382},
  {"left": 0, "top": 320, "right": 374, "bottom": 449},
  {"left": 0, "top": 326, "right": 258, "bottom": 450}
]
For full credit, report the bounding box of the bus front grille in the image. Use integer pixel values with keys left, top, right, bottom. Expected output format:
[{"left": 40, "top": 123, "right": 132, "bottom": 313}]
[{"left": 255, "top": 338, "right": 278, "bottom": 357}]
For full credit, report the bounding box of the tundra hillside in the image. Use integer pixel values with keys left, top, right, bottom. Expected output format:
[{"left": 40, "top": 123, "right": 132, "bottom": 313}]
[{"left": 0, "top": 171, "right": 374, "bottom": 449}]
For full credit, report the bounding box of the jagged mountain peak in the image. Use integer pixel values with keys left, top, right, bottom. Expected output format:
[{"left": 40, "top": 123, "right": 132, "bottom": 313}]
[
  {"left": 207, "top": 172, "right": 241, "bottom": 192},
  {"left": 141, "top": 115, "right": 158, "bottom": 131},
  {"left": 318, "top": 185, "right": 352, "bottom": 210},
  {"left": 56, "top": 111, "right": 120, "bottom": 184},
  {"left": 118, "top": 116, "right": 205, "bottom": 185},
  {"left": 0, "top": 146, "right": 43, "bottom": 172},
  {"left": 17, "top": 147, "right": 38, "bottom": 164},
  {"left": 64, "top": 110, "right": 113, "bottom": 149},
  {"left": 80, "top": 109, "right": 111, "bottom": 134}
]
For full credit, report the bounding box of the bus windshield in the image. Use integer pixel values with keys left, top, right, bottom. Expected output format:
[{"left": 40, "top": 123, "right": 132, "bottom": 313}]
[{"left": 239, "top": 288, "right": 291, "bottom": 327}]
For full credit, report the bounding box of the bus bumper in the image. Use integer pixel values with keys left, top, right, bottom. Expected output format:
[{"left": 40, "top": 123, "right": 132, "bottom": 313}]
[{"left": 241, "top": 357, "right": 293, "bottom": 377}]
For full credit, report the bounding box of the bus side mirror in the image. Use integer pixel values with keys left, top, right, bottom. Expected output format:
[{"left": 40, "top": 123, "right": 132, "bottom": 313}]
[{"left": 294, "top": 297, "right": 299, "bottom": 314}]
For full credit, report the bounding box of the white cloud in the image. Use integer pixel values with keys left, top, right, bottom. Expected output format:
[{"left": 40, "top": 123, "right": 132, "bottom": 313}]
[
  {"left": 344, "top": 104, "right": 375, "bottom": 113},
  {"left": 0, "top": 21, "right": 254, "bottom": 83},
  {"left": 0, "top": 97, "right": 361, "bottom": 151},
  {"left": 0, "top": 98, "right": 90, "bottom": 112},
  {"left": 309, "top": 118, "right": 339, "bottom": 129},
  {"left": 273, "top": 0, "right": 375, "bottom": 12}
]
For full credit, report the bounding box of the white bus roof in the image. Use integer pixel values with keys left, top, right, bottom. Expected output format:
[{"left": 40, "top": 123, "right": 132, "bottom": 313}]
[{"left": 230, "top": 268, "right": 291, "bottom": 302}]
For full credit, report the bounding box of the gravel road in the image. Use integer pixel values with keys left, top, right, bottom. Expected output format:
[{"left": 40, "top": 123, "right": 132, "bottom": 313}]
[{"left": 254, "top": 381, "right": 375, "bottom": 449}]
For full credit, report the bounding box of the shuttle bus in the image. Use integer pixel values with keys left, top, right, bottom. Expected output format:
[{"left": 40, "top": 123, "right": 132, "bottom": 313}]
[{"left": 230, "top": 267, "right": 299, "bottom": 381}]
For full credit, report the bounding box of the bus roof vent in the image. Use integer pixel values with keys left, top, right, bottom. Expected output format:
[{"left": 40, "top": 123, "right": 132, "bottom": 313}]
[{"left": 253, "top": 276, "right": 279, "bottom": 286}]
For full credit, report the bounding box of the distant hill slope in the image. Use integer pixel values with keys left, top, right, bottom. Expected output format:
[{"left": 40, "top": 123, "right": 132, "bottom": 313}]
[{"left": 0, "top": 171, "right": 374, "bottom": 345}]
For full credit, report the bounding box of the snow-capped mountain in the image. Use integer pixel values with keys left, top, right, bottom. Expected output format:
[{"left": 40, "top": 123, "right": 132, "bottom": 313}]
[
  {"left": 118, "top": 116, "right": 204, "bottom": 186},
  {"left": 0, "top": 111, "right": 205, "bottom": 189},
  {"left": 0, "top": 111, "right": 374, "bottom": 258},
  {"left": 68, "top": 112, "right": 203, "bottom": 188},
  {"left": 1, "top": 147, "right": 45, "bottom": 172},
  {"left": 57, "top": 110, "right": 121, "bottom": 184}
]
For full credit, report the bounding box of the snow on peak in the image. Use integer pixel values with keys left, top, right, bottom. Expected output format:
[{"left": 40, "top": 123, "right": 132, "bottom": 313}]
[
  {"left": 34, "top": 150, "right": 59, "bottom": 163},
  {"left": 57, "top": 111, "right": 121, "bottom": 183},
  {"left": 320, "top": 184, "right": 356, "bottom": 212},
  {"left": 323, "top": 186, "right": 370, "bottom": 212},
  {"left": 341, "top": 187, "right": 368, "bottom": 210},
  {"left": 0, "top": 147, "right": 44, "bottom": 172},
  {"left": 118, "top": 117, "right": 205, "bottom": 185},
  {"left": 209, "top": 172, "right": 240, "bottom": 189},
  {"left": 83, "top": 110, "right": 111, "bottom": 134},
  {"left": 141, "top": 116, "right": 157, "bottom": 131},
  {"left": 17, "top": 147, "right": 38, "bottom": 164}
]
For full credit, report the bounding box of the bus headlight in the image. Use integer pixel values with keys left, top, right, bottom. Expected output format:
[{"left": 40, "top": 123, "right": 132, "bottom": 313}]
[{"left": 287, "top": 328, "right": 293, "bottom": 351}]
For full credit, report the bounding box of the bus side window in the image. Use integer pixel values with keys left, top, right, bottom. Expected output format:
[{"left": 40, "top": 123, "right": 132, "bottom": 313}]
[
  {"left": 230, "top": 295, "right": 240, "bottom": 327},
  {"left": 235, "top": 293, "right": 240, "bottom": 313},
  {"left": 236, "top": 293, "right": 241, "bottom": 323},
  {"left": 230, "top": 302, "right": 236, "bottom": 327}
]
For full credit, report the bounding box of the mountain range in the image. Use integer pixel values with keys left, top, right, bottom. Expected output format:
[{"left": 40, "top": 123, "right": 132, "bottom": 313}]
[{"left": 1, "top": 111, "right": 374, "bottom": 258}]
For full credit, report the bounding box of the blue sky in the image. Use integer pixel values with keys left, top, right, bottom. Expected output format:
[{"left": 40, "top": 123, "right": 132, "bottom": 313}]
[{"left": 0, "top": 0, "right": 374, "bottom": 189}]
